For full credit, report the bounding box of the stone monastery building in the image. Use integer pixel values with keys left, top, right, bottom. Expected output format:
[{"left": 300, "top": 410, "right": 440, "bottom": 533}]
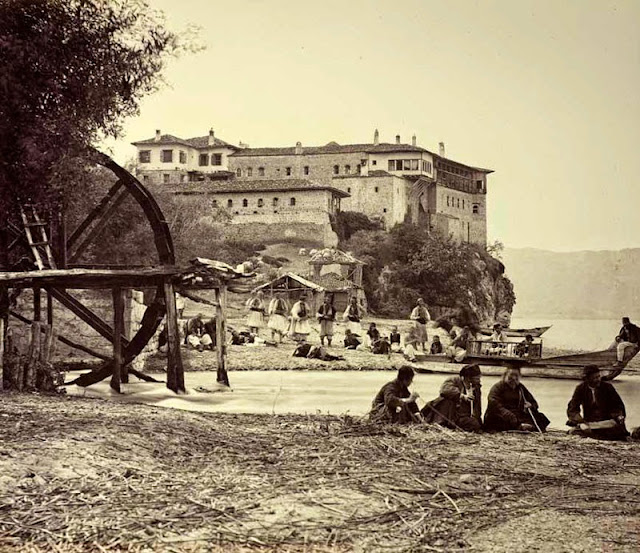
[{"left": 132, "top": 129, "right": 492, "bottom": 247}]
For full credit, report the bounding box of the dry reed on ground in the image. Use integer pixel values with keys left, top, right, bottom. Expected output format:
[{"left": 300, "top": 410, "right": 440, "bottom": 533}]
[{"left": 0, "top": 394, "right": 638, "bottom": 552}]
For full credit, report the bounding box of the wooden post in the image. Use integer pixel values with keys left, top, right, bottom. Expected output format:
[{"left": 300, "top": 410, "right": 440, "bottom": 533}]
[
  {"left": 24, "top": 321, "right": 41, "bottom": 390},
  {"left": 46, "top": 288, "right": 53, "bottom": 325},
  {"left": 110, "top": 287, "right": 125, "bottom": 393},
  {"left": 215, "top": 286, "right": 230, "bottom": 387},
  {"left": 0, "top": 317, "right": 4, "bottom": 392},
  {"left": 164, "top": 279, "right": 185, "bottom": 393},
  {"left": 33, "top": 286, "right": 41, "bottom": 322}
]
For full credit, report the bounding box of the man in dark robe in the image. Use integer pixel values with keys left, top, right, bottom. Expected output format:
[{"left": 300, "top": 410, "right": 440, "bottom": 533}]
[
  {"left": 567, "top": 365, "right": 629, "bottom": 440},
  {"left": 484, "top": 367, "right": 550, "bottom": 432},
  {"left": 369, "top": 366, "right": 422, "bottom": 424},
  {"left": 613, "top": 316, "right": 640, "bottom": 368},
  {"left": 344, "top": 329, "right": 361, "bottom": 349},
  {"left": 422, "top": 364, "right": 482, "bottom": 432}
]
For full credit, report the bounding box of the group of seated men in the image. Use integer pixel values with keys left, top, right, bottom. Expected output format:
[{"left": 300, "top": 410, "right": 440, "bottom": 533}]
[{"left": 370, "top": 364, "right": 634, "bottom": 441}]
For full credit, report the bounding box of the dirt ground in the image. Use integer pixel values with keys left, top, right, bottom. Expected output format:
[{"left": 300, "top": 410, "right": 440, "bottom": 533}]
[{"left": 1, "top": 393, "right": 639, "bottom": 552}]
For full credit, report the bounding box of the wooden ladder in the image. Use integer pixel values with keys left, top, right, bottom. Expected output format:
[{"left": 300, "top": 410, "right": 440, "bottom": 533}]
[{"left": 20, "top": 205, "right": 57, "bottom": 270}]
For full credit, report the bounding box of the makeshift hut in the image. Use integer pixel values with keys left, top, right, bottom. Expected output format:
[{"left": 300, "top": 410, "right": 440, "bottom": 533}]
[{"left": 308, "top": 248, "right": 365, "bottom": 287}]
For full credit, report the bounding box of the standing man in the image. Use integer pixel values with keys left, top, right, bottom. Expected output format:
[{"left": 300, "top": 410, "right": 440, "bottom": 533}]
[
  {"left": 613, "top": 317, "right": 640, "bottom": 368},
  {"left": 410, "top": 298, "right": 431, "bottom": 352},
  {"left": 567, "top": 365, "right": 629, "bottom": 440},
  {"left": 343, "top": 296, "right": 364, "bottom": 337},
  {"left": 289, "top": 294, "right": 311, "bottom": 342},
  {"left": 317, "top": 295, "right": 337, "bottom": 347}
]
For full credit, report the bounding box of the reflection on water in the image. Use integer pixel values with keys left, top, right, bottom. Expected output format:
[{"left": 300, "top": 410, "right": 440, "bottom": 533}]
[{"left": 192, "top": 370, "right": 640, "bottom": 431}]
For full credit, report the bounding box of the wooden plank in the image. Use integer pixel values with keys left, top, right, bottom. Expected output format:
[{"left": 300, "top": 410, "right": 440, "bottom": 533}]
[
  {"left": 33, "top": 286, "right": 41, "bottom": 322},
  {"left": 0, "top": 317, "right": 4, "bottom": 392},
  {"left": 215, "top": 286, "right": 230, "bottom": 387},
  {"left": 67, "top": 180, "right": 124, "bottom": 247},
  {"left": 68, "top": 187, "right": 130, "bottom": 263},
  {"left": 49, "top": 288, "right": 130, "bottom": 347},
  {"left": 46, "top": 289, "right": 53, "bottom": 325},
  {"left": 110, "top": 287, "right": 125, "bottom": 393},
  {"left": 25, "top": 321, "right": 41, "bottom": 389},
  {"left": 9, "top": 309, "right": 109, "bottom": 360},
  {"left": 164, "top": 280, "right": 185, "bottom": 393}
]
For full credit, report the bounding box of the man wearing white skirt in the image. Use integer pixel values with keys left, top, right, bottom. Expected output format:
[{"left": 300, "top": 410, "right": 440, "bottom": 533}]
[
  {"left": 317, "top": 295, "right": 337, "bottom": 346},
  {"left": 289, "top": 295, "right": 311, "bottom": 342},
  {"left": 246, "top": 291, "right": 266, "bottom": 336},
  {"left": 267, "top": 296, "right": 289, "bottom": 343},
  {"left": 343, "top": 296, "right": 364, "bottom": 337},
  {"left": 410, "top": 298, "right": 431, "bottom": 352}
]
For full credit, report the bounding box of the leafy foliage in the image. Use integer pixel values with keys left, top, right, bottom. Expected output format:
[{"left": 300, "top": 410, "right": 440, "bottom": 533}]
[
  {"left": 344, "top": 223, "right": 516, "bottom": 321},
  {"left": 0, "top": 0, "right": 182, "bottom": 213},
  {"left": 333, "top": 211, "right": 384, "bottom": 244}
]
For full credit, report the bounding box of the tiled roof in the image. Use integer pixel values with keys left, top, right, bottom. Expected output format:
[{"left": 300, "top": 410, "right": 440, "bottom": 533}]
[
  {"left": 232, "top": 142, "right": 428, "bottom": 157},
  {"left": 132, "top": 134, "right": 238, "bottom": 150},
  {"left": 152, "top": 178, "right": 350, "bottom": 197}
]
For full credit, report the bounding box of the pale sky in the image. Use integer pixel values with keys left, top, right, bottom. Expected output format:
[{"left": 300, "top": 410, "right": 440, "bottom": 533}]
[{"left": 104, "top": 0, "right": 640, "bottom": 252}]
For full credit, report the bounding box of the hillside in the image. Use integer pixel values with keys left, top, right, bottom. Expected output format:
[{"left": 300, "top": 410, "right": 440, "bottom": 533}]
[{"left": 502, "top": 247, "right": 640, "bottom": 320}]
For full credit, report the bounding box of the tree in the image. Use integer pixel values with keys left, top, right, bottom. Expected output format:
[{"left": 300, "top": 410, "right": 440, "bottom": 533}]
[
  {"left": 0, "top": 0, "right": 182, "bottom": 213},
  {"left": 333, "top": 211, "right": 384, "bottom": 244}
]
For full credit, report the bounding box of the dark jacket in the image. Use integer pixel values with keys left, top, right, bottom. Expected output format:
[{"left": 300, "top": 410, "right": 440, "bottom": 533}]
[
  {"left": 484, "top": 381, "right": 549, "bottom": 431},
  {"left": 369, "top": 379, "right": 415, "bottom": 424},
  {"left": 567, "top": 381, "right": 626, "bottom": 424},
  {"left": 618, "top": 323, "right": 640, "bottom": 344}
]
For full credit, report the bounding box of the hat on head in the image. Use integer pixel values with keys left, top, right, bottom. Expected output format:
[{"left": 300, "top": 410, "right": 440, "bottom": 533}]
[
  {"left": 582, "top": 365, "right": 600, "bottom": 379},
  {"left": 493, "top": 323, "right": 502, "bottom": 330},
  {"left": 460, "top": 364, "right": 481, "bottom": 378}
]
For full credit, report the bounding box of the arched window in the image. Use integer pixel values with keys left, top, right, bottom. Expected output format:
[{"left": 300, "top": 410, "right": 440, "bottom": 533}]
[
  {"left": 227, "top": 199, "right": 233, "bottom": 208},
  {"left": 333, "top": 165, "right": 339, "bottom": 175},
  {"left": 290, "top": 197, "right": 296, "bottom": 206},
  {"left": 446, "top": 196, "right": 449, "bottom": 207},
  {"left": 345, "top": 165, "right": 351, "bottom": 174},
  {"left": 236, "top": 168, "right": 242, "bottom": 177},
  {"left": 273, "top": 197, "right": 279, "bottom": 207},
  {"left": 473, "top": 204, "right": 479, "bottom": 214},
  {"left": 247, "top": 167, "right": 253, "bottom": 177},
  {"left": 257, "top": 198, "right": 264, "bottom": 207},
  {"left": 258, "top": 167, "right": 265, "bottom": 176},
  {"left": 242, "top": 198, "right": 248, "bottom": 207}
]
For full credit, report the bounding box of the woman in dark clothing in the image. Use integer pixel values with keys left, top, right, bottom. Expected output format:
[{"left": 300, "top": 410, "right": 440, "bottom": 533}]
[
  {"left": 484, "top": 367, "right": 550, "bottom": 432},
  {"left": 567, "top": 365, "right": 629, "bottom": 440}
]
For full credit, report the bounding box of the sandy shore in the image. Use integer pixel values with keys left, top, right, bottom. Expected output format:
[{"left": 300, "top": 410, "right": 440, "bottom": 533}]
[{"left": 1, "top": 393, "right": 639, "bottom": 552}]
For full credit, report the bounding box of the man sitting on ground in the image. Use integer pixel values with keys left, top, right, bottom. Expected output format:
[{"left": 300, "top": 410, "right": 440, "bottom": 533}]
[
  {"left": 567, "top": 365, "right": 629, "bottom": 440},
  {"left": 372, "top": 335, "right": 391, "bottom": 355},
  {"left": 515, "top": 334, "right": 534, "bottom": 357},
  {"left": 422, "top": 364, "right": 482, "bottom": 432},
  {"left": 344, "top": 329, "right": 361, "bottom": 350},
  {"left": 430, "top": 335, "right": 443, "bottom": 354},
  {"left": 369, "top": 366, "right": 423, "bottom": 424},
  {"left": 186, "top": 313, "right": 213, "bottom": 352},
  {"left": 366, "top": 322, "right": 381, "bottom": 349},
  {"left": 389, "top": 325, "right": 402, "bottom": 352},
  {"left": 613, "top": 317, "right": 640, "bottom": 368},
  {"left": 403, "top": 327, "right": 421, "bottom": 362}
]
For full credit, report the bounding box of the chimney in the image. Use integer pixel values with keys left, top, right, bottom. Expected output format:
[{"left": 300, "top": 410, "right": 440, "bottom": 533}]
[
  {"left": 238, "top": 141, "right": 250, "bottom": 149},
  {"left": 412, "top": 134, "right": 416, "bottom": 147},
  {"left": 154, "top": 129, "right": 161, "bottom": 142},
  {"left": 295, "top": 141, "right": 302, "bottom": 155},
  {"left": 439, "top": 141, "right": 445, "bottom": 157},
  {"left": 208, "top": 128, "right": 215, "bottom": 146},
  {"left": 373, "top": 129, "right": 379, "bottom": 145},
  {"left": 395, "top": 134, "right": 401, "bottom": 144}
]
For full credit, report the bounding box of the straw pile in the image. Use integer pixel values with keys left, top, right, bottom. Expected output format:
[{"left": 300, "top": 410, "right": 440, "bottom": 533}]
[{"left": 1, "top": 394, "right": 638, "bottom": 552}]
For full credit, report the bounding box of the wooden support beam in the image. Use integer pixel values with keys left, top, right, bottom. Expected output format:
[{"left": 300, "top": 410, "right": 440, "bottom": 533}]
[
  {"left": 49, "top": 288, "right": 129, "bottom": 347},
  {"left": 215, "top": 286, "right": 230, "bottom": 387},
  {"left": 164, "top": 280, "right": 185, "bottom": 393},
  {"left": 0, "top": 317, "right": 4, "bottom": 392},
  {"left": 46, "top": 289, "right": 53, "bottom": 325},
  {"left": 110, "top": 287, "right": 125, "bottom": 393},
  {"left": 68, "top": 187, "right": 130, "bottom": 263},
  {"left": 33, "top": 286, "right": 41, "bottom": 322}
]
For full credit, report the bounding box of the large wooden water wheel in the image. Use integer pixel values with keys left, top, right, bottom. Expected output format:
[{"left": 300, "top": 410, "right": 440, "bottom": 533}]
[{"left": 0, "top": 150, "right": 185, "bottom": 391}]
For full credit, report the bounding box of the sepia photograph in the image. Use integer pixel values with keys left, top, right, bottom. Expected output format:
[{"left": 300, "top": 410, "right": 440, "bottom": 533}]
[{"left": 0, "top": 0, "right": 639, "bottom": 551}]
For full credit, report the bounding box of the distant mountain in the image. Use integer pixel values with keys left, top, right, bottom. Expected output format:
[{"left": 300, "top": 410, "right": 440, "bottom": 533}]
[{"left": 502, "top": 247, "right": 640, "bottom": 320}]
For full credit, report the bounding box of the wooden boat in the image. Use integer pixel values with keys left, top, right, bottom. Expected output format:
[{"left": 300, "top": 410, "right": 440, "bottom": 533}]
[
  {"left": 477, "top": 325, "right": 552, "bottom": 338},
  {"left": 413, "top": 340, "right": 638, "bottom": 380}
]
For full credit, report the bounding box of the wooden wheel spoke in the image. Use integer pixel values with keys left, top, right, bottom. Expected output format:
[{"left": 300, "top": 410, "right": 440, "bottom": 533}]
[
  {"left": 49, "top": 288, "right": 130, "bottom": 347},
  {"left": 67, "top": 184, "right": 130, "bottom": 263}
]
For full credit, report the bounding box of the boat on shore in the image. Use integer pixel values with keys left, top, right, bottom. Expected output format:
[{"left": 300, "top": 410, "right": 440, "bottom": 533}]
[
  {"left": 413, "top": 340, "right": 638, "bottom": 380},
  {"left": 477, "top": 325, "right": 552, "bottom": 338}
]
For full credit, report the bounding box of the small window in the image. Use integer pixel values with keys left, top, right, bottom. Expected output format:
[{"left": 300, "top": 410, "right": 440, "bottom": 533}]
[
  {"left": 473, "top": 205, "right": 479, "bottom": 214},
  {"left": 236, "top": 168, "right": 242, "bottom": 177},
  {"left": 142, "top": 175, "right": 149, "bottom": 183},
  {"left": 476, "top": 180, "right": 483, "bottom": 191},
  {"left": 446, "top": 196, "right": 450, "bottom": 207},
  {"left": 304, "top": 166, "right": 309, "bottom": 175},
  {"left": 227, "top": 199, "right": 233, "bottom": 208},
  {"left": 234, "top": 211, "right": 239, "bottom": 215},
  {"left": 285, "top": 167, "right": 292, "bottom": 176},
  {"left": 347, "top": 187, "right": 351, "bottom": 193},
  {"left": 273, "top": 197, "right": 279, "bottom": 207},
  {"left": 139, "top": 150, "right": 151, "bottom": 163},
  {"left": 457, "top": 198, "right": 460, "bottom": 208},
  {"left": 372, "top": 160, "right": 377, "bottom": 166},
  {"left": 247, "top": 167, "right": 253, "bottom": 177},
  {"left": 333, "top": 165, "right": 339, "bottom": 175},
  {"left": 253, "top": 211, "right": 258, "bottom": 214},
  {"left": 383, "top": 208, "right": 387, "bottom": 213},
  {"left": 258, "top": 167, "right": 265, "bottom": 176},
  {"left": 345, "top": 165, "right": 351, "bottom": 174},
  {"left": 242, "top": 199, "right": 248, "bottom": 207},
  {"left": 375, "top": 186, "right": 379, "bottom": 193},
  {"left": 212, "top": 199, "right": 218, "bottom": 207},
  {"left": 388, "top": 160, "right": 395, "bottom": 171},
  {"left": 212, "top": 154, "right": 222, "bottom": 166},
  {"left": 199, "top": 153, "right": 209, "bottom": 166},
  {"left": 258, "top": 198, "right": 264, "bottom": 207},
  {"left": 411, "top": 160, "right": 419, "bottom": 171},
  {"left": 290, "top": 197, "right": 296, "bottom": 206},
  {"left": 403, "top": 160, "right": 412, "bottom": 170},
  {"left": 163, "top": 174, "right": 170, "bottom": 184},
  {"left": 356, "top": 164, "right": 361, "bottom": 174},
  {"left": 161, "top": 150, "right": 173, "bottom": 163},
  {"left": 462, "top": 200, "right": 465, "bottom": 209},
  {"left": 179, "top": 151, "right": 187, "bottom": 164}
]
